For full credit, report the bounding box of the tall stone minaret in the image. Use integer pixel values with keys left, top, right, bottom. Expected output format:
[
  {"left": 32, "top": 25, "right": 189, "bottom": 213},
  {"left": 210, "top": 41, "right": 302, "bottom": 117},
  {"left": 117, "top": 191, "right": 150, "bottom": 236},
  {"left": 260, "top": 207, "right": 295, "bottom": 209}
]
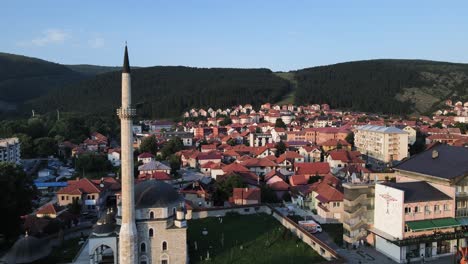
[{"left": 118, "top": 45, "right": 137, "bottom": 264}]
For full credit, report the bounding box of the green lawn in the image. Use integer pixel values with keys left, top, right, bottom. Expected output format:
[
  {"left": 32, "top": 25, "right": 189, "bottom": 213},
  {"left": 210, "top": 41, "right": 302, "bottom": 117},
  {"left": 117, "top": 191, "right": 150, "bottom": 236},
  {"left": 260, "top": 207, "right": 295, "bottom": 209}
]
[{"left": 188, "top": 213, "right": 325, "bottom": 264}]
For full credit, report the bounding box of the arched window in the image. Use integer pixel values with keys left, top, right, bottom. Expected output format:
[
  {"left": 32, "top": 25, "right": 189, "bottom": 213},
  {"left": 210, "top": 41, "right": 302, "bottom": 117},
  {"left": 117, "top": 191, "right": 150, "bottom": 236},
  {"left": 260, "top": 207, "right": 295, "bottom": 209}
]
[
  {"left": 149, "top": 211, "right": 154, "bottom": 219},
  {"left": 162, "top": 241, "right": 167, "bottom": 251},
  {"left": 140, "top": 242, "right": 146, "bottom": 252},
  {"left": 149, "top": 228, "right": 154, "bottom": 237}
]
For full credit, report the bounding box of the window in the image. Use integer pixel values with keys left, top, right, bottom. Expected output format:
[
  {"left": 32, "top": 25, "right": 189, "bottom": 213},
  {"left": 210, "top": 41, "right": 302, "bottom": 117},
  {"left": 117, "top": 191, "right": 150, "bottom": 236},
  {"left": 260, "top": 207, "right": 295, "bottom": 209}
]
[
  {"left": 404, "top": 225, "right": 410, "bottom": 232},
  {"left": 162, "top": 241, "right": 167, "bottom": 251},
  {"left": 425, "top": 205, "right": 431, "bottom": 214},
  {"left": 414, "top": 206, "right": 419, "bottom": 213},
  {"left": 61, "top": 196, "right": 65, "bottom": 201},
  {"left": 404, "top": 207, "right": 412, "bottom": 214},
  {"left": 161, "top": 260, "right": 168, "bottom": 264},
  {"left": 149, "top": 228, "right": 154, "bottom": 237},
  {"left": 444, "top": 204, "right": 450, "bottom": 211},
  {"left": 140, "top": 242, "right": 146, "bottom": 252},
  {"left": 434, "top": 205, "right": 440, "bottom": 212},
  {"left": 149, "top": 211, "right": 154, "bottom": 219}
]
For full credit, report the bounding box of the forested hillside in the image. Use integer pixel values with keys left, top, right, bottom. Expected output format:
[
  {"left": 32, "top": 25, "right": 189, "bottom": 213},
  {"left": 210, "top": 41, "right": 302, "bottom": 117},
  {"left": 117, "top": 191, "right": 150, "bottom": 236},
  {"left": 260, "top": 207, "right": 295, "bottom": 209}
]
[
  {"left": 0, "top": 53, "right": 84, "bottom": 106},
  {"left": 27, "top": 66, "right": 292, "bottom": 118},
  {"left": 2, "top": 52, "right": 468, "bottom": 118},
  {"left": 294, "top": 59, "right": 468, "bottom": 115}
]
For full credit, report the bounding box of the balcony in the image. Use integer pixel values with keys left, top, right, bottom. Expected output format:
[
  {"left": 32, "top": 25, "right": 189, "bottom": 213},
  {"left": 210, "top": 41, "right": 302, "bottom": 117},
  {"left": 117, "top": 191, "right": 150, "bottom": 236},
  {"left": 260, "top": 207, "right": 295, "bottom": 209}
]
[
  {"left": 344, "top": 194, "right": 368, "bottom": 207},
  {"left": 343, "top": 206, "right": 367, "bottom": 219}
]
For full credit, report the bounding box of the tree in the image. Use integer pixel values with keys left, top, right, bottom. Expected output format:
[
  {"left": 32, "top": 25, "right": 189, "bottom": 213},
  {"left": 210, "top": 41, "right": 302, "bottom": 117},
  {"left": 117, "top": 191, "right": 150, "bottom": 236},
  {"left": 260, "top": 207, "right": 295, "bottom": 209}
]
[
  {"left": 255, "top": 127, "right": 262, "bottom": 133},
  {"left": 75, "top": 153, "right": 112, "bottom": 177},
  {"left": 213, "top": 174, "right": 246, "bottom": 205},
  {"left": 14, "top": 133, "right": 34, "bottom": 158},
  {"left": 226, "top": 138, "right": 236, "bottom": 146},
  {"left": 33, "top": 137, "right": 57, "bottom": 157},
  {"left": 433, "top": 121, "right": 443, "bottom": 129},
  {"left": 168, "top": 154, "right": 181, "bottom": 175},
  {"left": 139, "top": 136, "right": 158, "bottom": 154},
  {"left": 275, "top": 141, "right": 286, "bottom": 157},
  {"left": 345, "top": 132, "right": 355, "bottom": 146},
  {"left": 275, "top": 118, "right": 286, "bottom": 129},
  {"left": 0, "top": 163, "right": 36, "bottom": 242},
  {"left": 160, "top": 137, "right": 184, "bottom": 159},
  {"left": 219, "top": 117, "right": 232, "bottom": 126},
  {"left": 260, "top": 184, "right": 279, "bottom": 203}
]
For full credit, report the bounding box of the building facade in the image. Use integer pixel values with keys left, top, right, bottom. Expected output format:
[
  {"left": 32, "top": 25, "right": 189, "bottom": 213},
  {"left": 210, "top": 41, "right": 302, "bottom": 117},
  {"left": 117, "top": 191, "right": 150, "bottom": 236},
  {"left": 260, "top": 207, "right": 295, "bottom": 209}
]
[
  {"left": 0, "top": 137, "right": 20, "bottom": 163},
  {"left": 355, "top": 125, "right": 409, "bottom": 163}
]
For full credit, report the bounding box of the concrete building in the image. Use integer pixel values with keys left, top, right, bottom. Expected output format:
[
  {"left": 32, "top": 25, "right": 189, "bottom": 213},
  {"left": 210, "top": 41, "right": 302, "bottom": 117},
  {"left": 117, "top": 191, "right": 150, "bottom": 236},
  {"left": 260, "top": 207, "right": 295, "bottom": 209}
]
[
  {"left": 342, "top": 177, "right": 375, "bottom": 247},
  {"left": 371, "top": 181, "right": 459, "bottom": 263},
  {"left": 355, "top": 125, "right": 409, "bottom": 163},
  {"left": 0, "top": 137, "right": 20, "bottom": 163}
]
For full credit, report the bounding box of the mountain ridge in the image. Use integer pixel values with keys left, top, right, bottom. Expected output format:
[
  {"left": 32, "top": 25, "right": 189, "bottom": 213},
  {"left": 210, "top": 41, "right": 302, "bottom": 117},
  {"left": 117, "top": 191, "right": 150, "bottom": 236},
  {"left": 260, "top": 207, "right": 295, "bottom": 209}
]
[{"left": 1, "top": 52, "right": 467, "bottom": 118}]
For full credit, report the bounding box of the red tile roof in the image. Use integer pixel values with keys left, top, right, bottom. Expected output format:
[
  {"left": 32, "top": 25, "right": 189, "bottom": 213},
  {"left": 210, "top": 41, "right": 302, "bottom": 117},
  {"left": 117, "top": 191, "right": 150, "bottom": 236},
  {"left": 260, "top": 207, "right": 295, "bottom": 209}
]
[
  {"left": 36, "top": 203, "right": 58, "bottom": 216},
  {"left": 232, "top": 188, "right": 261, "bottom": 202},
  {"left": 295, "top": 162, "right": 330, "bottom": 175},
  {"left": 289, "top": 175, "right": 308, "bottom": 186},
  {"left": 138, "top": 152, "right": 155, "bottom": 158},
  {"left": 268, "top": 180, "right": 290, "bottom": 191},
  {"left": 57, "top": 178, "right": 102, "bottom": 195}
]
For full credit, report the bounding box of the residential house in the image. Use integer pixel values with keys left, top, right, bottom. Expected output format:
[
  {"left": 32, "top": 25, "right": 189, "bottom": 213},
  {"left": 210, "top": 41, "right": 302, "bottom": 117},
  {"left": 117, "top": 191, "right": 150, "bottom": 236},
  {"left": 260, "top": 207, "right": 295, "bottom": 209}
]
[{"left": 231, "top": 188, "right": 261, "bottom": 205}]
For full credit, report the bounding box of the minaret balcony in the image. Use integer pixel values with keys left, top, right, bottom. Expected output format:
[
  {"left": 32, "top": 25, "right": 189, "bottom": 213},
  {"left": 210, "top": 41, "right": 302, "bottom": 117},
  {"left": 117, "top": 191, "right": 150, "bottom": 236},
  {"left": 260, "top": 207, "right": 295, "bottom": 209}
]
[{"left": 117, "top": 107, "right": 136, "bottom": 119}]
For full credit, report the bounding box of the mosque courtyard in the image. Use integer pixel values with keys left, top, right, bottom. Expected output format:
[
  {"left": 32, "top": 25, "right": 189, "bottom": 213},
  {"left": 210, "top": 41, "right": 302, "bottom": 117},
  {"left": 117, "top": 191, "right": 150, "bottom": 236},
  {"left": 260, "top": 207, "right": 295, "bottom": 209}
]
[{"left": 187, "top": 213, "right": 326, "bottom": 264}]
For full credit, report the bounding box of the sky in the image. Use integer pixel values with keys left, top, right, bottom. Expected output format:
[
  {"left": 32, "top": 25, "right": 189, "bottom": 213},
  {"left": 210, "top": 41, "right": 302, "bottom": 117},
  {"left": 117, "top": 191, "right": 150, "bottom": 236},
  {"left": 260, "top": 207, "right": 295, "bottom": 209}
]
[{"left": 2, "top": 1, "right": 468, "bottom": 71}]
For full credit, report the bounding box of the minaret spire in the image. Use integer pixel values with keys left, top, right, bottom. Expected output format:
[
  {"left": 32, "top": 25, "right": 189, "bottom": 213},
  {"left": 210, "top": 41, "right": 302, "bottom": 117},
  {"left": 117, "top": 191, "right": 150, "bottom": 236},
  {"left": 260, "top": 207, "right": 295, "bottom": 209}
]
[
  {"left": 123, "top": 44, "right": 131, "bottom": 73},
  {"left": 118, "top": 44, "right": 137, "bottom": 264}
]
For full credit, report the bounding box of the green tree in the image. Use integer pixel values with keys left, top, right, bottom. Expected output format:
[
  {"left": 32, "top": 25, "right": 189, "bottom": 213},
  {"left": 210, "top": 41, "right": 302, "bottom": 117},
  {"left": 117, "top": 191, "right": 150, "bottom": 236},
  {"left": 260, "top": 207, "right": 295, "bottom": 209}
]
[
  {"left": 160, "top": 137, "right": 184, "bottom": 159},
  {"left": 275, "top": 141, "right": 286, "bottom": 157},
  {"left": 139, "top": 136, "right": 158, "bottom": 154},
  {"left": 75, "top": 153, "right": 112, "bottom": 177},
  {"left": 433, "top": 121, "right": 443, "bottom": 129},
  {"left": 213, "top": 174, "right": 246, "bottom": 205},
  {"left": 219, "top": 117, "right": 232, "bottom": 126},
  {"left": 226, "top": 138, "right": 236, "bottom": 146},
  {"left": 345, "top": 132, "right": 354, "bottom": 146},
  {"left": 33, "top": 137, "right": 57, "bottom": 157},
  {"left": 0, "top": 162, "right": 36, "bottom": 242},
  {"left": 275, "top": 118, "right": 287, "bottom": 129},
  {"left": 14, "top": 133, "right": 34, "bottom": 158},
  {"left": 260, "top": 184, "right": 279, "bottom": 203},
  {"left": 168, "top": 154, "right": 181, "bottom": 175}
]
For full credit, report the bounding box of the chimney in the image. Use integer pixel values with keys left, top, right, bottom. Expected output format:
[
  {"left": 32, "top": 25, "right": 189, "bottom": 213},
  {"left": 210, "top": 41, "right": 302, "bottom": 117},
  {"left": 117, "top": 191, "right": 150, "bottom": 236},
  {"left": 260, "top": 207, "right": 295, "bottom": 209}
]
[{"left": 432, "top": 150, "right": 439, "bottom": 159}]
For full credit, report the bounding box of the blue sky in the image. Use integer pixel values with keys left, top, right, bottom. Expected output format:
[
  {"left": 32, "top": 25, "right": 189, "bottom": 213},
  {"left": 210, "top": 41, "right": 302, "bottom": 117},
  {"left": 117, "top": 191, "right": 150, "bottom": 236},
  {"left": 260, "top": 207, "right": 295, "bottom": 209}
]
[{"left": 2, "top": 1, "right": 468, "bottom": 71}]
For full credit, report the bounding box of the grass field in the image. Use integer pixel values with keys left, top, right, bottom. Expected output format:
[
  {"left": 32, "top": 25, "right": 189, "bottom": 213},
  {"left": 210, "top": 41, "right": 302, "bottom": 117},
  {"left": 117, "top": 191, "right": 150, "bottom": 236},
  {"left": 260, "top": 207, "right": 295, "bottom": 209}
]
[{"left": 187, "top": 213, "right": 325, "bottom": 264}]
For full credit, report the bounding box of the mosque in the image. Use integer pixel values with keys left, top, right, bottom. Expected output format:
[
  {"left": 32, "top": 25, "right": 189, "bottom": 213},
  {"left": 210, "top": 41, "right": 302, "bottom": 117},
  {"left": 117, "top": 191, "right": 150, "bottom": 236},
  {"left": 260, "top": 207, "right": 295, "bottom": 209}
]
[{"left": 87, "top": 46, "right": 188, "bottom": 264}]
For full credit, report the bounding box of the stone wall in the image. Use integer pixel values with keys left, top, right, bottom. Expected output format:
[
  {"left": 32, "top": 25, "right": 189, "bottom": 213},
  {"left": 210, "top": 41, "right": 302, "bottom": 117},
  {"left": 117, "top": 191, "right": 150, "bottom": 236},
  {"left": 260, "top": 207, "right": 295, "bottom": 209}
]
[{"left": 187, "top": 204, "right": 344, "bottom": 262}]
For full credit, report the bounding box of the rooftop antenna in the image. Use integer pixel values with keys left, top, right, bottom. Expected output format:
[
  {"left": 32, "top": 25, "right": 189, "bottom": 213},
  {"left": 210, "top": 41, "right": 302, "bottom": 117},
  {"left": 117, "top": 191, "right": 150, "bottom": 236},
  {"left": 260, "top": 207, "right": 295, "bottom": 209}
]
[
  {"left": 57, "top": 109, "right": 60, "bottom": 121},
  {"left": 32, "top": 110, "right": 35, "bottom": 117}
]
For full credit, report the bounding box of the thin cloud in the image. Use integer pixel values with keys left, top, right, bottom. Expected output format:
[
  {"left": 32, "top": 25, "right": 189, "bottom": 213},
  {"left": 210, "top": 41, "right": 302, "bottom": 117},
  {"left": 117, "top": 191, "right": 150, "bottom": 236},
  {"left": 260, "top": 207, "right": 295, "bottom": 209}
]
[
  {"left": 19, "top": 29, "right": 69, "bottom": 47},
  {"left": 88, "top": 37, "right": 105, "bottom": 48}
]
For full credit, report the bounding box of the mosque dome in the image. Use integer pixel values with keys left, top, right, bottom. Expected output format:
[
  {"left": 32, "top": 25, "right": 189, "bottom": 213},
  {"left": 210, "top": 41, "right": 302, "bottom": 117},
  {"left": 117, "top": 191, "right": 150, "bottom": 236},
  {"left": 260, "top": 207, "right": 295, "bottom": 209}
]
[
  {"left": 134, "top": 180, "right": 183, "bottom": 209},
  {"left": 5, "top": 233, "right": 52, "bottom": 263}
]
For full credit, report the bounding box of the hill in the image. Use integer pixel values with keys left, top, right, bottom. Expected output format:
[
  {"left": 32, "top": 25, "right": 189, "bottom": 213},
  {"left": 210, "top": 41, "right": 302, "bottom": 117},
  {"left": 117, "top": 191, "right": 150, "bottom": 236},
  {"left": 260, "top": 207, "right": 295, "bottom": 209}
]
[
  {"left": 0, "top": 53, "right": 84, "bottom": 110},
  {"left": 65, "top": 64, "right": 123, "bottom": 76},
  {"left": 27, "top": 66, "right": 292, "bottom": 118},
  {"left": 293, "top": 59, "right": 468, "bottom": 115}
]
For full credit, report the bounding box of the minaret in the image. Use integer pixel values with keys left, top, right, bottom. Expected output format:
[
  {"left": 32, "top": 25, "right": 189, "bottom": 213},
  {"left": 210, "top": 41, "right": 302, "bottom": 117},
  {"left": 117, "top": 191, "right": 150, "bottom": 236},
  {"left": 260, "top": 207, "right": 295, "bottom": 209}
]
[{"left": 118, "top": 45, "right": 137, "bottom": 264}]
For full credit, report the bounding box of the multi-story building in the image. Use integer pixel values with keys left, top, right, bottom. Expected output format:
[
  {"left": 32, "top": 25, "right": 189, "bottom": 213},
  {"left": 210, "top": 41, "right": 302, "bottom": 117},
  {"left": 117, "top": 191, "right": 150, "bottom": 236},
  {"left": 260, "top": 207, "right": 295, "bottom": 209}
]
[
  {"left": 342, "top": 177, "right": 375, "bottom": 247},
  {"left": 0, "top": 137, "right": 21, "bottom": 164},
  {"left": 371, "top": 181, "right": 459, "bottom": 263},
  {"left": 355, "top": 125, "right": 409, "bottom": 163}
]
